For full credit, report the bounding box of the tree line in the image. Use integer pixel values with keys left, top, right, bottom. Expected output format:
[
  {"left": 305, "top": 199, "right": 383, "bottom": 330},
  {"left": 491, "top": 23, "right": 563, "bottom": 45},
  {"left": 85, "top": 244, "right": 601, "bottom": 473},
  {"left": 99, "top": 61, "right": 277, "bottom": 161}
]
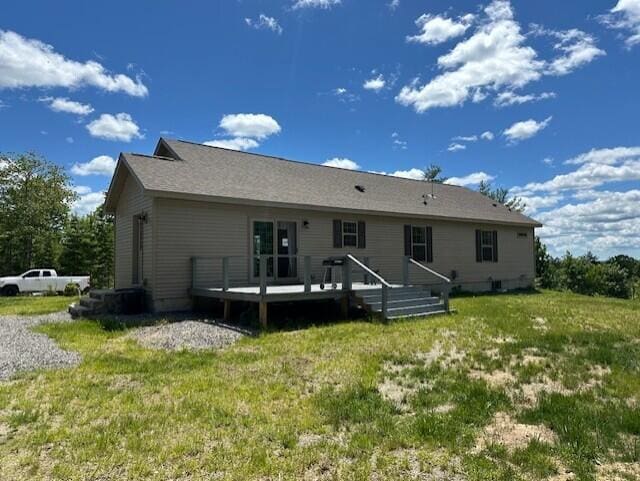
[
  {"left": 535, "top": 239, "right": 640, "bottom": 300},
  {"left": 0, "top": 152, "right": 114, "bottom": 288}
]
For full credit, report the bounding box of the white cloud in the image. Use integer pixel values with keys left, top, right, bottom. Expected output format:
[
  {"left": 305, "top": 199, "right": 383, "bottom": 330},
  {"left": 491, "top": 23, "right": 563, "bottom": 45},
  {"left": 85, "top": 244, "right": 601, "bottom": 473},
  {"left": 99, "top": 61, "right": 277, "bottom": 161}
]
[
  {"left": 0, "top": 30, "right": 148, "bottom": 97},
  {"left": 322, "top": 158, "right": 361, "bottom": 170},
  {"left": 73, "top": 185, "right": 92, "bottom": 195},
  {"left": 388, "top": 0, "right": 400, "bottom": 11},
  {"left": 245, "top": 14, "right": 283, "bottom": 34},
  {"left": 219, "top": 113, "right": 281, "bottom": 139},
  {"left": 72, "top": 188, "right": 105, "bottom": 215},
  {"left": 494, "top": 90, "right": 556, "bottom": 107},
  {"left": 565, "top": 146, "right": 640, "bottom": 165},
  {"left": 445, "top": 171, "right": 495, "bottom": 186},
  {"left": 447, "top": 143, "right": 466, "bottom": 152},
  {"left": 407, "top": 13, "right": 474, "bottom": 45},
  {"left": 396, "top": 1, "right": 603, "bottom": 113},
  {"left": 397, "top": 1, "right": 543, "bottom": 112},
  {"left": 599, "top": 0, "right": 640, "bottom": 48},
  {"left": 71, "top": 155, "right": 116, "bottom": 176},
  {"left": 86, "top": 113, "right": 143, "bottom": 142},
  {"left": 542, "top": 157, "right": 554, "bottom": 165},
  {"left": 332, "top": 87, "right": 359, "bottom": 103},
  {"left": 514, "top": 146, "right": 640, "bottom": 193},
  {"left": 205, "top": 113, "right": 281, "bottom": 151},
  {"left": 539, "top": 28, "right": 606, "bottom": 76},
  {"left": 480, "top": 131, "right": 494, "bottom": 140},
  {"left": 292, "top": 0, "right": 340, "bottom": 9},
  {"left": 503, "top": 116, "right": 552, "bottom": 142},
  {"left": 204, "top": 138, "right": 260, "bottom": 151},
  {"left": 390, "top": 168, "right": 425, "bottom": 180},
  {"left": 536, "top": 189, "right": 640, "bottom": 258},
  {"left": 452, "top": 135, "right": 478, "bottom": 142},
  {"left": 519, "top": 194, "right": 563, "bottom": 214},
  {"left": 363, "top": 74, "right": 386, "bottom": 92},
  {"left": 41, "top": 96, "right": 94, "bottom": 115},
  {"left": 66, "top": 136, "right": 74, "bottom": 144}
]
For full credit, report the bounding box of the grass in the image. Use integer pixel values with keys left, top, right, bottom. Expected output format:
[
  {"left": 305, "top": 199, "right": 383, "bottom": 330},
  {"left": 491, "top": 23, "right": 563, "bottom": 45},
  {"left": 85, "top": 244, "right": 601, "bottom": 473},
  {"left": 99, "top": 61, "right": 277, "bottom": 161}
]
[
  {"left": 0, "top": 290, "right": 639, "bottom": 480},
  {"left": 0, "top": 295, "right": 75, "bottom": 316}
]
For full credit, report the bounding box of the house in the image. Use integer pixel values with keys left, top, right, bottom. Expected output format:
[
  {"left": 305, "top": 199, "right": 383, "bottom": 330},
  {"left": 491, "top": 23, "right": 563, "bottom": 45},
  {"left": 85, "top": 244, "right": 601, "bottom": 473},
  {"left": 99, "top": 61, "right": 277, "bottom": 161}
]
[{"left": 104, "top": 138, "right": 541, "bottom": 321}]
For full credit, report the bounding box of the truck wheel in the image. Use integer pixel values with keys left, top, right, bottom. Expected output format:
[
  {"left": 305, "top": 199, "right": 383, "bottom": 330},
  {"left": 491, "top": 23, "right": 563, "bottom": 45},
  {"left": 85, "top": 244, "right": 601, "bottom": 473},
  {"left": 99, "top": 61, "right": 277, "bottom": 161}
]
[{"left": 2, "top": 285, "right": 19, "bottom": 297}]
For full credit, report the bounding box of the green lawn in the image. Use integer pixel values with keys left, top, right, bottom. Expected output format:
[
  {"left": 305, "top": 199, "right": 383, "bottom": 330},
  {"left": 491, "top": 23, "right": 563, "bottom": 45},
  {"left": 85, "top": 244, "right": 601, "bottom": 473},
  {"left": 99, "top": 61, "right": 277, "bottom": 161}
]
[
  {"left": 0, "top": 295, "right": 75, "bottom": 316},
  {"left": 1, "top": 290, "right": 639, "bottom": 480}
]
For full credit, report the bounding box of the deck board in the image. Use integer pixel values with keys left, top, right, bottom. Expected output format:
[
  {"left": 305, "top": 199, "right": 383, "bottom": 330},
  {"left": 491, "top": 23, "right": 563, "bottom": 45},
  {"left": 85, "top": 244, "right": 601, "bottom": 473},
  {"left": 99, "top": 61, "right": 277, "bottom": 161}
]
[{"left": 191, "top": 282, "right": 400, "bottom": 303}]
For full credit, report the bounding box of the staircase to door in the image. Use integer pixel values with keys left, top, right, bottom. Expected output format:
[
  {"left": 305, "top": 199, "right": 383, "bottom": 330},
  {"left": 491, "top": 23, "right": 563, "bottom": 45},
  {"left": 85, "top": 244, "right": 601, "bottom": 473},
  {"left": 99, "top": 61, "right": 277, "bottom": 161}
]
[{"left": 353, "top": 285, "right": 446, "bottom": 319}]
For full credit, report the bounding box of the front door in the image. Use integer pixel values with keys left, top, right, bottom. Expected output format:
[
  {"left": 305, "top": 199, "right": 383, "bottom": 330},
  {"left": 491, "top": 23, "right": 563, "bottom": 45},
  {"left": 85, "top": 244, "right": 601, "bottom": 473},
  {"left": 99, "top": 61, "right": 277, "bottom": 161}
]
[{"left": 252, "top": 220, "right": 298, "bottom": 282}]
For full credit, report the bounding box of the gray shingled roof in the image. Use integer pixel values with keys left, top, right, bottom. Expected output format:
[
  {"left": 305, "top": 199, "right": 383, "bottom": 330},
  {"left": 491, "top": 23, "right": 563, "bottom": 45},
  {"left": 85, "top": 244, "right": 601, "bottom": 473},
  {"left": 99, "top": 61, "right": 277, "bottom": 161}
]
[{"left": 113, "top": 138, "right": 540, "bottom": 227}]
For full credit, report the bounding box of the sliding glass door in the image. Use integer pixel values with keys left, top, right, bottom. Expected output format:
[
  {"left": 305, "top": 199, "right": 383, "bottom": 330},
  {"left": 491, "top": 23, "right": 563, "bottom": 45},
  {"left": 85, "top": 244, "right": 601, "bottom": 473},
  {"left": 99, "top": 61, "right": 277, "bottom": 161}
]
[{"left": 252, "top": 220, "right": 298, "bottom": 281}]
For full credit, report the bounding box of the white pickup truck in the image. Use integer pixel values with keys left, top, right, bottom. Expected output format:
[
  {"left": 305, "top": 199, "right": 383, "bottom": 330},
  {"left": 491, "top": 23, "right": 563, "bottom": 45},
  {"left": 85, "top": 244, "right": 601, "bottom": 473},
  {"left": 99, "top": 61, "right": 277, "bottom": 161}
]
[{"left": 0, "top": 269, "right": 90, "bottom": 296}]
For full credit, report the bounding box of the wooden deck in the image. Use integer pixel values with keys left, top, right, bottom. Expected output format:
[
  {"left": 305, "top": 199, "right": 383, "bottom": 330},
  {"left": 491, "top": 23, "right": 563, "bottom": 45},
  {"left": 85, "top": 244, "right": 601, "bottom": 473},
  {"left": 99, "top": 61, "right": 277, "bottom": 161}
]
[
  {"left": 191, "top": 282, "right": 398, "bottom": 302},
  {"left": 190, "top": 282, "right": 400, "bottom": 327}
]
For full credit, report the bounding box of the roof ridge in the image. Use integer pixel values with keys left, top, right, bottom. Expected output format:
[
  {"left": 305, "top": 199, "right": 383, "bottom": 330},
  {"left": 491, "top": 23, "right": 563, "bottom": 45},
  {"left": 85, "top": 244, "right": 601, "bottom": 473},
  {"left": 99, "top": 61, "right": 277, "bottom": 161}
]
[{"left": 165, "top": 137, "right": 475, "bottom": 191}]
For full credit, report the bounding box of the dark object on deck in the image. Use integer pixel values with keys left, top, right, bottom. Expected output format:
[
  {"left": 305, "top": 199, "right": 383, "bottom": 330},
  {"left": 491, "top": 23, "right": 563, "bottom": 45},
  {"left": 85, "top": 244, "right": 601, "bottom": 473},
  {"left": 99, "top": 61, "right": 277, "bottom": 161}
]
[{"left": 320, "top": 256, "right": 346, "bottom": 290}]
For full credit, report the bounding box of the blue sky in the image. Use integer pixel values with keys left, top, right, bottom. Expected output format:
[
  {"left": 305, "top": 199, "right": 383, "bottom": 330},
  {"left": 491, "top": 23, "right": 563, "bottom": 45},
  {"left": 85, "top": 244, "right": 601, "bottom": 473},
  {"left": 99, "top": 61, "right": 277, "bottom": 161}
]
[{"left": 1, "top": 0, "right": 639, "bottom": 259}]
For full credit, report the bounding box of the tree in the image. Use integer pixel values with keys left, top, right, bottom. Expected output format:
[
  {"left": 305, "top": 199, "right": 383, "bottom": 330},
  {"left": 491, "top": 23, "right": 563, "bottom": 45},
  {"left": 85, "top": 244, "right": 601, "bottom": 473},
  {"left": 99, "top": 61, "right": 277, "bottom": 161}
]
[
  {"left": 422, "top": 164, "right": 448, "bottom": 183},
  {"left": 535, "top": 237, "right": 556, "bottom": 288},
  {"left": 0, "top": 152, "right": 76, "bottom": 274},
  {"left": 88, "top": 204, "right": 114, "bottom": 288},
  {"left": 477, "top": 180, "right": 527, "bottom": 212},
  {"left": 59, "top": 215, "right": 93, "bottom": 276}
]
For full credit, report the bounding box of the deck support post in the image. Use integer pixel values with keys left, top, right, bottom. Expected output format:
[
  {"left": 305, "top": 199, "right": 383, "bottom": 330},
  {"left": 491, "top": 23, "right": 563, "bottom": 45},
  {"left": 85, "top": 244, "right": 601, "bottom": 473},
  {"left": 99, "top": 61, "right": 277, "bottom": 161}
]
[
  {"left": 381, "top": 284, "right": 388, "bottom": 320},
  {"left": 259, "top": 301, "right": 268, "bottom": 329},
  {"left": 340, "top": 295, "right": 349, "bottom": 318},
  {"left": 342, "top": 257, "right": 352, "bottom": 291},
  {"left": 191, "top": 257, "right": 197, "bottom": 290},
  {"left": 442, "top": 285, "right": 450, "bottom": 313},
  {"left": 304, "top": 256, "right": 311, "bottom": 293},
  {"left": 223, "top": 299, "right": 231, "bottom": 322},
  {"left": 222, "top": 257, "right": 230, "bottom": 291},
  {"left": 259, "top": 256, "right": 267, "bottom": 295},
  {"left": 402, "top": 256, "right": 410, "bottom": 286}
]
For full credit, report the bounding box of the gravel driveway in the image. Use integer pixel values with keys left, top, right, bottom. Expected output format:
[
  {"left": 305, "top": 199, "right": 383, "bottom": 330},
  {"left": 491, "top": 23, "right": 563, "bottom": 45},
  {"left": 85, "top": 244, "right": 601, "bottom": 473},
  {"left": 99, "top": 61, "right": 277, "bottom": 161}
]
[{"left": 0, "top": 311, "right": 81, "bottom": 381}]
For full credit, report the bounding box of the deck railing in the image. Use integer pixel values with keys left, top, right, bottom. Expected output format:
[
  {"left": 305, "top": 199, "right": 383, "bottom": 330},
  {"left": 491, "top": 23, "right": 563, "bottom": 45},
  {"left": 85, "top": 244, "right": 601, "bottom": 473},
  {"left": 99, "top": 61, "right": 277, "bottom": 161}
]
[{"left": 191, "top": 254, "right": 451, "bottom": 312}]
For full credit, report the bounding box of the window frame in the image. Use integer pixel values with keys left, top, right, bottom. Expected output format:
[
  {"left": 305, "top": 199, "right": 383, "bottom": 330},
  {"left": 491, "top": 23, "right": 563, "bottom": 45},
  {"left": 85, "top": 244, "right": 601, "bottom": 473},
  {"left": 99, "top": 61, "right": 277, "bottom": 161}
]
[
  {"left": 342, "top": 220, "right": 358, "bottom": 248},
  {"left": 481, "top": 230, "right": 495, "bottom": 262},
  {"left": 411, "top": 225, "right": 427, "bottom": 262}
]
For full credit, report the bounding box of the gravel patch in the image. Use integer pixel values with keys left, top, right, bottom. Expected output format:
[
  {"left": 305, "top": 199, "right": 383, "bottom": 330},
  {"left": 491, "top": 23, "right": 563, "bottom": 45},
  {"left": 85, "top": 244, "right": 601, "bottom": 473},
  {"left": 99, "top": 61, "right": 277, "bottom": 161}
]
[
  {"left": 0, "top": 311, "right": 81, "bottom": 381},
  {"left": 128, "top": 320, "right": 248, "bottom": 351}
]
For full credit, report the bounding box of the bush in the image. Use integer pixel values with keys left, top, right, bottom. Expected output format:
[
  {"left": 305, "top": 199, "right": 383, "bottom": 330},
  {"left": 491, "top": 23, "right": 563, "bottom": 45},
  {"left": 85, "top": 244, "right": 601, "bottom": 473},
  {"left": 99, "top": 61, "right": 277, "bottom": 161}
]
[{"left": 64, "top": 283, "right": 80, "bottom": 297}]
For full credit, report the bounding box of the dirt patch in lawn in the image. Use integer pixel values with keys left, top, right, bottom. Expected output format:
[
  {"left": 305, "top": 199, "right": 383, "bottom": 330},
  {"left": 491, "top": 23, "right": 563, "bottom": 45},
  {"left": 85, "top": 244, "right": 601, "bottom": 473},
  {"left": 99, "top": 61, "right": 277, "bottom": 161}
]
[
  {"left": 469, "top": 368, "right": 517, "bottom": 388},
  {"left": 596, "top": 462, "right": 640, "bottom": 480},
  {"left": 474, "top": 412, "right": 557, "bottom": 453}
]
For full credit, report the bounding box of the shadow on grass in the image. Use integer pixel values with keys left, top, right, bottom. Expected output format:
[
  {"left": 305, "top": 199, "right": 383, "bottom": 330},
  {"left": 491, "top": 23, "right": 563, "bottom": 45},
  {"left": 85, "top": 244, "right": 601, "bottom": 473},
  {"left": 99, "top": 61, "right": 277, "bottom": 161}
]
[{"left": 449, "top": 287, "right": 543, "bottom": 299}]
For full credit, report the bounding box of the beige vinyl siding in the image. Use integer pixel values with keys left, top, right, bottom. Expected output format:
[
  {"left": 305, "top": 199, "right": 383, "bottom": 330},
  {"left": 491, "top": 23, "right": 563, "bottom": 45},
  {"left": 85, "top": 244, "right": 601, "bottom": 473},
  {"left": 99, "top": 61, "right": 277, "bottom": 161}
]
[
  {"left": 151, "top": 199, "right": 535, "bottom": 311},
  {"left": 114, "top": 173, "right": 153, "bottom": 292}
]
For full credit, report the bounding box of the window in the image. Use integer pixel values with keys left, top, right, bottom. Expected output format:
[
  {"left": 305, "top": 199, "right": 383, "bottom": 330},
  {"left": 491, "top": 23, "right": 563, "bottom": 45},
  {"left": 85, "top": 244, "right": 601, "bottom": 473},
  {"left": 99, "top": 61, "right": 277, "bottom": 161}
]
[
  {"left": 476, "top": 230, "right": 498, "bottom": 263},
  {"left": 343, "top": 221, "right": 358, "bottom": 247},
  {"left": 24, "top": 271, "right": 40, "bottom": 278},
  {"left": 404, "top": 225, "right": 433, "bottom": 262},
  {"left": 517, "top": 232, "right": 528, "bottom": 238},
  {"left": 333, "top": 220, "right": 366, "bottom": 249},
  {"left": 42, "top": 271, "right": 51, "bottom": 277},
  {"left": 412, "top": 226, "right": 427, "bottom": 262}
]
